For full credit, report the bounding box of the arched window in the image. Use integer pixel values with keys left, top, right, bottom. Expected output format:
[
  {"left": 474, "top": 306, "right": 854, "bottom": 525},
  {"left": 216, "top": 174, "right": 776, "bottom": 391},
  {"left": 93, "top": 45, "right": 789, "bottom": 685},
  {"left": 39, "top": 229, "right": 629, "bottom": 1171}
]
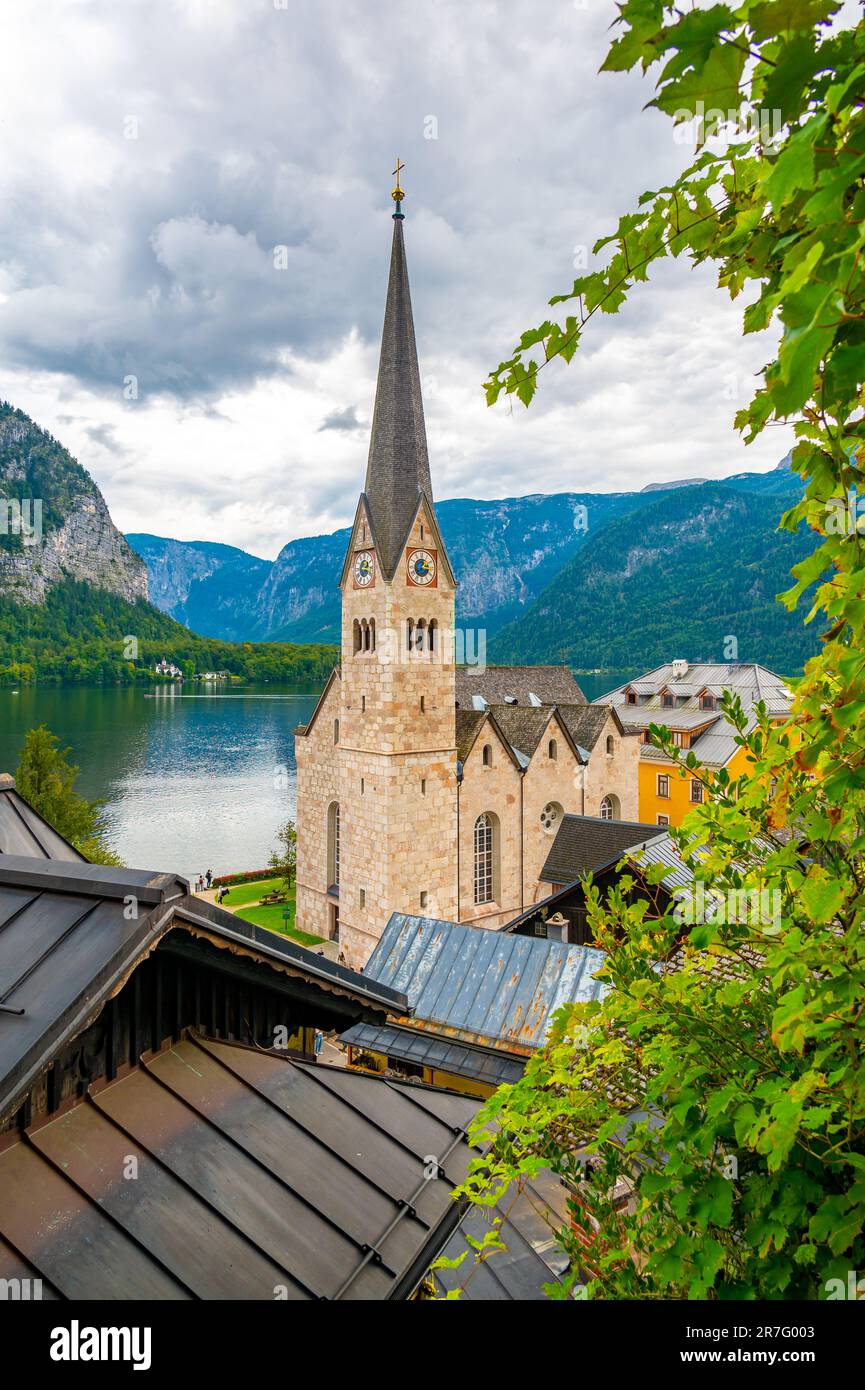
[
  {"left": 369, "top": 617, "right": 376, "bottom": 652},
  {"left": 428, "top": 618, "right": 438, "bottom": 654},
  {"left": 327, "top": 802, "right": 340, "bottom": 886},
  {"left": 406, "top": 618, "right": 414, "bottom": 655},
  {"left": 600, "top": 795, "right": 620, "bottom": 821},
  {"left": 548, "top": 738, "right": 558, "bottom": 761},
  {"left": 415, "top": 618, "right": 427, "bottom": 655},
  {"left": 474, "top": 813, "right": 498, "bottom": 905},
  {"left": 606, "top": 734, "right": 615, "bottom": 756},
  {"left": 353, "top": 619, "right": 361, "bottom": 655},
  {"left": 333, "top": 718, "right": 339, "bottom": 744},
  {"left": 482, "top": 743, "right": 493, "bottom": 767}
]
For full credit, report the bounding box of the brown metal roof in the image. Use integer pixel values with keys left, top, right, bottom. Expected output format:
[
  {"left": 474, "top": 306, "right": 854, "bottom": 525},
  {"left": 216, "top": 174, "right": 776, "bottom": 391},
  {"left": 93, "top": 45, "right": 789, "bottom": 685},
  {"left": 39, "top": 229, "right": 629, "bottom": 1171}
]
[
  {"left": 0, "top": 1033, "right": 480, "bottom": 1300},
  {"left": 0, "top": 775, "right": 86, "bottom": 862},
  {"left": 0, "top": 857, "right": 407, "bottom": 1128}
]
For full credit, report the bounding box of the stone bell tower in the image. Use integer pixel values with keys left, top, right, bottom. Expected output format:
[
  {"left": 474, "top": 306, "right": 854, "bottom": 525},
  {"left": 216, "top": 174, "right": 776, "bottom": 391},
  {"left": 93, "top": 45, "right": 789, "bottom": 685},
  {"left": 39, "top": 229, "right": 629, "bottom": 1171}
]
[{"left": 294, "top": 165, "right": 459, "bottom": 967}]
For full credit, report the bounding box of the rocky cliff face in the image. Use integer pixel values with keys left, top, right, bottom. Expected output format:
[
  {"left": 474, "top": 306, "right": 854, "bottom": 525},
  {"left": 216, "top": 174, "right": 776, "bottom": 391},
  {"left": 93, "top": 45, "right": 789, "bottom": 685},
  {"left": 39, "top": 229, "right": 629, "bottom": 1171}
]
[
  {"left": 126, "top": 534, "right": 269, "bottom": 638},
  {"left": 0, "top": 405, "right": 147, "bottom": 607}
]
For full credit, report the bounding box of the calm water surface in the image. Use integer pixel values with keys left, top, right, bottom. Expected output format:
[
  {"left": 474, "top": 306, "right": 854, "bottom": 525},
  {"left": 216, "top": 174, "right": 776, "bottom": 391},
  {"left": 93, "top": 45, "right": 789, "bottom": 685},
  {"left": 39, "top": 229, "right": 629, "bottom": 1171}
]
[
  {"left": 0, "top": 685, "right": 321, "bottom": 881},
  {"left": 0, "top": 671, "right": 628, "bottom": 881}
]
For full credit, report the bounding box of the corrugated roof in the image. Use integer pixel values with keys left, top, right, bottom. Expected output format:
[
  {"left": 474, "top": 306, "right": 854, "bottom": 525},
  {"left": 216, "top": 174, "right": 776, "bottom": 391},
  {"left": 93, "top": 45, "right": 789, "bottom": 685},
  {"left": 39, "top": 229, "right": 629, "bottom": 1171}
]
[
  {"left": 0, "top": 1033, "right": 480, "bottom": 1301},
  {"left": 633, "top": 833, "right": 694, "bottom": 891},
  {"left": 456, "top": 665, "right": 586, "bottom": 708},
  {"left": 0, "top": 775, "right": 85, "bottom": 861},
  {"left": 539, "top": 814, "right": 664, "bottom": 885},
  {"left": 362, "top": 913, "right": 608, "bottom": 1054},
  {"left": 686, "top": 730, "right": 741, "bottom": 766}
]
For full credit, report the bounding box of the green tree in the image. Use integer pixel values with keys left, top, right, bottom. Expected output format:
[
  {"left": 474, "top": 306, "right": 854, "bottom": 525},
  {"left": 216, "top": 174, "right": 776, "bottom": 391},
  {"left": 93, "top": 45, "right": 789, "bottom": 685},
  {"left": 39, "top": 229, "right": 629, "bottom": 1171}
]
[
  {"left": 268, "top": 819, "right": 297, "bottom": 890},
  {"left": 15, "top": 725, "right": 122, "bottom": 866},
  {"left": 456, "top": 1, "right": 865, "bottom": 1300}
]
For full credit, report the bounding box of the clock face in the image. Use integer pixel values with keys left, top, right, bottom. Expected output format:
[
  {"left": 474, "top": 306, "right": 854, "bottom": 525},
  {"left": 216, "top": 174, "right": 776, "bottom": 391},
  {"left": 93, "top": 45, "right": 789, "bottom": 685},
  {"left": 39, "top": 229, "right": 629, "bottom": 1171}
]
[
  {"left": 353, "top": 550, "right": 374, "bottom": 587},
  {"left": 407, "top": 548, "right": 436, "bottom": 586}
]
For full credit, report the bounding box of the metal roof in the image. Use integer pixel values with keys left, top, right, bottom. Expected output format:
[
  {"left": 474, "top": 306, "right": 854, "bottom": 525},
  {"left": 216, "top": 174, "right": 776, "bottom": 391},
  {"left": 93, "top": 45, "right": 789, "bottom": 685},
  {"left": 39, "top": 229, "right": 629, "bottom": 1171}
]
[
  {"left": 540, "top": 817, "right": 695, "bottom": 896},
  {"left": 0, "top": 856, "right": 407, "bottom": 1126},
  {"left": 539, "top": 814, "right": 663, "bottom": 885},
  {"left": 0, "top": 1033, "right": 480, "bottom": 1300},
  {"left": 599, "top": 662, "right": 791, "bottom": 702},
  {"left": 597, "top": 663, "right": 792, "bottom": 769},
  {"left": 362, "top": 913, "right": 608, "bottom": 1054},
  {"left": 619, "top": 708, "right": 722, "bottom": 730},
  {"left": 432, "top": 1166, "right": 572, "bottom": 1299},
  {"left": 0, "top": 775, "right": 85, "bottom": 861},
  {"left": 341, "top": 1020, "right": 526, "bottom": 1087},
  {"left": 632, "top": 832, "right": 695, "bottom": 892}
]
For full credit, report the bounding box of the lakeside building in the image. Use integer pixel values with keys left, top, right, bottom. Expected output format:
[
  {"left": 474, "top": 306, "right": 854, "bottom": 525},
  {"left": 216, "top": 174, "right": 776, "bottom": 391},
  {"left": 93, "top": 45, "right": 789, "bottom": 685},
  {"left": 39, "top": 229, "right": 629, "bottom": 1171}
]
[
  {"left": 594, "top": 660, "right": 793, "bottom": 826},
  {"left": 294, "top": 181, "right": 639, "bottom": 967}
]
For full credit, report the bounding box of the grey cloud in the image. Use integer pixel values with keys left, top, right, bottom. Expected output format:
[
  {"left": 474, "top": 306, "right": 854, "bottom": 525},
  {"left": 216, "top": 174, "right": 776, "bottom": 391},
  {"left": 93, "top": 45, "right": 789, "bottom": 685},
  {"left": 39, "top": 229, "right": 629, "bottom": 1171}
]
[{"left": 318, "top": 405, "right": 365, "bottom": 432}]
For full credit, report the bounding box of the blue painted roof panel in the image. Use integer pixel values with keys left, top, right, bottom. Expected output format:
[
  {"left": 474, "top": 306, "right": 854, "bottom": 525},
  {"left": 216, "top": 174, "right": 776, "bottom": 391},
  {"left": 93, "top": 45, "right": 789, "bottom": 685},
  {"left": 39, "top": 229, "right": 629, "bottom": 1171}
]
[{"left": 363, "top": 914, "right": 608, "bottom": 1054}]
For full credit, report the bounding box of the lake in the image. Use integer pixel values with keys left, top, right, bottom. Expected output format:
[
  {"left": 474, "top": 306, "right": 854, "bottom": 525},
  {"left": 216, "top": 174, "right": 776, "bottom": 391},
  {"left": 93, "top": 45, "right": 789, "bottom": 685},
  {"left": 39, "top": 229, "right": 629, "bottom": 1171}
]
[
  {"left": 0, "top": 670, "right": 630, "bottom": 880},
  {"left": 0, "top": 685, "right": 321, "bottom": 881}
]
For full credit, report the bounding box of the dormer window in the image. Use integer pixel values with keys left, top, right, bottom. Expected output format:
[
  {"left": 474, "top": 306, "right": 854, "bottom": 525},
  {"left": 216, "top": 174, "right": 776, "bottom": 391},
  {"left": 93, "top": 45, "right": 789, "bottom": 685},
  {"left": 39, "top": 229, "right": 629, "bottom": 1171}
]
[
  {"left": 700, "top": 693, "right": 717, "bottom": 711},
  {"left": 662, "top": 692, "right": 674, "bottom": 708},
  {"left": 626, "top": 690, "right": 637, "bottom": 706}
]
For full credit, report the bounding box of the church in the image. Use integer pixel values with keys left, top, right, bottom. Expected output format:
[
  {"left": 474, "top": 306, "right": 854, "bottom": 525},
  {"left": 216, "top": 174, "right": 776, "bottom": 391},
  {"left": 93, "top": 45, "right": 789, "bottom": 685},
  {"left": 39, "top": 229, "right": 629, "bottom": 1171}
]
[{"left": 294, "top": 173, "right": 638, "bottom": 967}]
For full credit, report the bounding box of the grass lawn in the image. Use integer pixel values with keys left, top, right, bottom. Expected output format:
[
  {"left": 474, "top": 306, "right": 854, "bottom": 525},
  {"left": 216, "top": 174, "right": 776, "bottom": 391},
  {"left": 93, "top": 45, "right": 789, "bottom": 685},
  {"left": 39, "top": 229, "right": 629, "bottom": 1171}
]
[
  {"left": 218, "top": 876, "right": 285, "bottom": 908},
  {"left": 234, "top": 897, "right": 323, "bottom": 948}
]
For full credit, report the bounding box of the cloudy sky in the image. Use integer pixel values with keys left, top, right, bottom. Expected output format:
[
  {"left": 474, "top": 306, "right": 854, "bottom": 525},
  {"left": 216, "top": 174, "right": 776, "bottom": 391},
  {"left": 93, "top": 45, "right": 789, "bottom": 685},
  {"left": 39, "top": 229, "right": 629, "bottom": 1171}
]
[{"left": 0, "top": 0, "right": 802, "bottom": 558}]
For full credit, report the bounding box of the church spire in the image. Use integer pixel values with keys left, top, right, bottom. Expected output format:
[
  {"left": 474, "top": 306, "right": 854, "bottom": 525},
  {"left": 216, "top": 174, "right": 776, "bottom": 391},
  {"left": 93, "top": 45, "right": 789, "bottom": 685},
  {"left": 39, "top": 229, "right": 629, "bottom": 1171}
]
[{"left": 363, "top": 164, "right": 433, "bottom": 578}]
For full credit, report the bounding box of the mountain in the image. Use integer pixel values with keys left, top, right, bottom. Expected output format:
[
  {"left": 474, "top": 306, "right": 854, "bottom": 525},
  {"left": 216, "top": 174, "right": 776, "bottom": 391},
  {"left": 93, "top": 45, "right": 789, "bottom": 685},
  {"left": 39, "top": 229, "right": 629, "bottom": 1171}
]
[
  {"left": 129, "top": 459, "right": 804, "bottom": 653},
  {"left": 0, "top": 402, "right": 147, "bottom": 606},
  {"left": 489, "top": 480, "right": 818, "bottom": 674},
  {"left": 127, "top": 490, "right": 675, "bottom": 644},
  {"left": 0, "top": 405, "right": 335, "bottom": 687},
  {"left": 126, "top": 535, "right": 270, "bottom": 642}
]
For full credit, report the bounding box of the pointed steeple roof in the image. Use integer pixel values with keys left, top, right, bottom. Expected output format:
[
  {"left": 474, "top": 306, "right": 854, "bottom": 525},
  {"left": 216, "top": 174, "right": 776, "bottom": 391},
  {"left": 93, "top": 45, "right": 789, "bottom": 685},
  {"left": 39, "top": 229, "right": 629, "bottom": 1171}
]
[{"left": 364, "top": 215, "right": 433, "bottom": 578}]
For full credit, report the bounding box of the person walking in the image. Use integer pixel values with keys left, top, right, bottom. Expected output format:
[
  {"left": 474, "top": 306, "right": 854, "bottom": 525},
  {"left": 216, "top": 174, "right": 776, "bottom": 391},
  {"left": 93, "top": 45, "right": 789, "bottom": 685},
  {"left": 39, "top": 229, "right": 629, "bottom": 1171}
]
[
  {"left": 313, "top": 1029, "right": 324, "bottom": 1062},
  {"left": 205, "top": 869, "right": 213, "bottom": 889}
]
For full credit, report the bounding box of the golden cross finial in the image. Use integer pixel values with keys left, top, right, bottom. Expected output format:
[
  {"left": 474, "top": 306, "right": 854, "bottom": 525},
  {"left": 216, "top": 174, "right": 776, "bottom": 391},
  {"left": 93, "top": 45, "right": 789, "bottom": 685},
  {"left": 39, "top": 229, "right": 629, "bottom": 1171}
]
[{"left": 391, "top": 156, "right": 405, "bottom": 203}]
